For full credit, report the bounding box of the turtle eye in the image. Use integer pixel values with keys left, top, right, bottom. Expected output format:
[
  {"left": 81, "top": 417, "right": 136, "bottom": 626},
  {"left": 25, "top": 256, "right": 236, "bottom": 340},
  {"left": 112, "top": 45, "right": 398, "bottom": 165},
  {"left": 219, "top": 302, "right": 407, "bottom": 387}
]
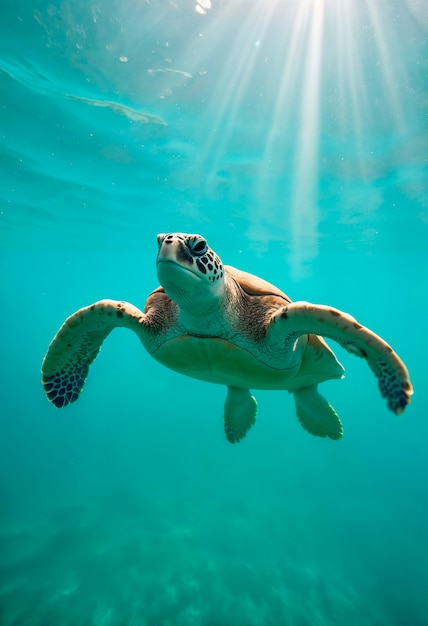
[{"left": 188, "top": 237, "right": 208, "bottom": 256}]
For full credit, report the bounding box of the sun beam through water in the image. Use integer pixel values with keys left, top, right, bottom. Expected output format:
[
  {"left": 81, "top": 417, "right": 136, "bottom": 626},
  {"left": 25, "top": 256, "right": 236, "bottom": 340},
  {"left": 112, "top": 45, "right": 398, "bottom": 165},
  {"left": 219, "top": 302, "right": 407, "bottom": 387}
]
[{"left": 185, "top": 0, "right": 423, "bottom": 277}]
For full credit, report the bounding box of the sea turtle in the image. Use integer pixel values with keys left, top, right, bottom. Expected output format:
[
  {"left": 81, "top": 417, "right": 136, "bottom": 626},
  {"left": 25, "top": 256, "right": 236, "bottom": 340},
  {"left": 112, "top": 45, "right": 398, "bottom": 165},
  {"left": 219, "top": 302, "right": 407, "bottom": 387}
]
[{"left": 41, "top": 232, "right": 413, "bottom": 443}]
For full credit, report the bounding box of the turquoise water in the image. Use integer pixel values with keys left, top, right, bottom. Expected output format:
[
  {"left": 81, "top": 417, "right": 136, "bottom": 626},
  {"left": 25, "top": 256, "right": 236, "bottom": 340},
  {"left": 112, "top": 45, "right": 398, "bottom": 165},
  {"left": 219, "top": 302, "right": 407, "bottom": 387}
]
[{"left": 1, "top": 0, "right": 427, "bottom": 624}]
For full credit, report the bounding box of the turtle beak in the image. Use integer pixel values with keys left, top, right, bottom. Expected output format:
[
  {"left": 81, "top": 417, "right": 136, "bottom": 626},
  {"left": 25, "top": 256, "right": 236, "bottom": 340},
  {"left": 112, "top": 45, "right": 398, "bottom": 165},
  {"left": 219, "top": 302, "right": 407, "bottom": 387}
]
[
  {"left": 156, "top": 235, "right": 201, "bottom": 299},
  {"left": 156, "top": 234, "right": 195, "bottom": 269}
]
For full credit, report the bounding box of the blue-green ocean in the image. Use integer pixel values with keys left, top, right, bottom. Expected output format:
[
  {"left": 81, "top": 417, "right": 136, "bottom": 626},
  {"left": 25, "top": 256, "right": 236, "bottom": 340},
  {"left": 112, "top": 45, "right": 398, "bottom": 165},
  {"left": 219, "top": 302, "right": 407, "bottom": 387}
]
[{"left": 1, "top": 0, "right": 427, "bottom": 624}]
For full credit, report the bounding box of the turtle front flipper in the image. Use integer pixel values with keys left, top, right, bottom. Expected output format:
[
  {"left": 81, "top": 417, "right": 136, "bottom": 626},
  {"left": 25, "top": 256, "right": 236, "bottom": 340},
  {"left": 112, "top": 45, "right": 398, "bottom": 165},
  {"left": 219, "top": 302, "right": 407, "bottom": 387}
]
[
  {"left": 42, "top": 300, "right": 146, "bottom": 408},
  {"left": 224, "top": 387, "right": 258, "bottom": 443},
  {"left": 270, "top": 302, "right": 413, "bottom": 414}
]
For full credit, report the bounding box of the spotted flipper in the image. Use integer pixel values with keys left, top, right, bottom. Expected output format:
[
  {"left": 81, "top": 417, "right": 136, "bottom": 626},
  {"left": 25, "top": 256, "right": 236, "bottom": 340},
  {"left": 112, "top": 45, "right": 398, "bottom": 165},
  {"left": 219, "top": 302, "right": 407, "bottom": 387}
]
[
  {"left": 271, "top": 302, "right": 413, "bottom": 414},
  {"left": 42, "top": 300, "right": 147, "bottom": 408},
  {"left": 224, "top": 386, "right": 258, "bottom": 443}
]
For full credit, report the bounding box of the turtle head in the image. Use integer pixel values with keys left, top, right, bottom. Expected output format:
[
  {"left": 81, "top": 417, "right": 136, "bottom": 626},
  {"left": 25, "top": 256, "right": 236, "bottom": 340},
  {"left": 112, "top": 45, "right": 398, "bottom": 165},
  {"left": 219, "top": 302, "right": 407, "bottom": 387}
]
[{"left": 156, "top": 232, "right": 225, "bottom": 308}]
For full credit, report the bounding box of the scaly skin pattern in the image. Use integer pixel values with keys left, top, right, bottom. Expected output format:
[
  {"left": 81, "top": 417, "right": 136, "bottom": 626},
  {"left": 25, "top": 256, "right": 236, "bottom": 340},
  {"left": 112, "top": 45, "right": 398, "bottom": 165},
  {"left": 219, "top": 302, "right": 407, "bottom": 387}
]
[{"left": 41, "top": 233, "right": 413, "bottom": 427}]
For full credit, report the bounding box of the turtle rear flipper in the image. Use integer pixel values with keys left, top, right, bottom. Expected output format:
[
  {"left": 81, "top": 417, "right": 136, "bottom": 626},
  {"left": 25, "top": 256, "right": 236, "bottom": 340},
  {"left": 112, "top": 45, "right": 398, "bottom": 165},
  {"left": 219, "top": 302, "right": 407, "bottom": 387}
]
[
  {"left": 293, "top": 386, "right": 343, "bottom": 440},
  {"left": 224, "top": 387, "right": 258, "bottom": 443}
]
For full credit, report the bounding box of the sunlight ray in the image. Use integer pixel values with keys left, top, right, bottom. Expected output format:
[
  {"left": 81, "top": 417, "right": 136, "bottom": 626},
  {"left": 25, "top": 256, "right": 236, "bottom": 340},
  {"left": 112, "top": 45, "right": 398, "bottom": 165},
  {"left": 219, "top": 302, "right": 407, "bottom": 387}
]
[
  {"left": 331, "top": 0, "right": 374, "bottom": 182},
  {"left": 199, "top": 1, "right": 278, "bottom": 181},
  {"left": 287, "top": 0, "right": 325, "bottom": 279},
  {"left": 255, "top": 2, "right": 316, "bottom": 226},
  {"left": 364, "top": 0, "right": 409, "bottom": 136},
  {"left": 161, "top": 0, "right": 426, "bottom": 275}
]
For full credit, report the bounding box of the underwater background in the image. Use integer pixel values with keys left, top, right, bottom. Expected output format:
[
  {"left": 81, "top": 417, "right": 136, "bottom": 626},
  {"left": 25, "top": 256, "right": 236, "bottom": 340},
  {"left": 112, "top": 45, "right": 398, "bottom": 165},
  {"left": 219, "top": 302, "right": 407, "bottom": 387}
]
[{"left": 1, "top": 0, "right": 427, "bottom": 624}]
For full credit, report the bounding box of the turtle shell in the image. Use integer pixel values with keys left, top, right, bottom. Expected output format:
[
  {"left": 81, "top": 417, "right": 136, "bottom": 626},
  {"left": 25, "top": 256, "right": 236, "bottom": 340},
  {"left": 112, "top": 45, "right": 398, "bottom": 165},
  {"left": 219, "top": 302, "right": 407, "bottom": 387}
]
[{"left": 224, "top": 265, "right": 291, "bottom": 303}]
